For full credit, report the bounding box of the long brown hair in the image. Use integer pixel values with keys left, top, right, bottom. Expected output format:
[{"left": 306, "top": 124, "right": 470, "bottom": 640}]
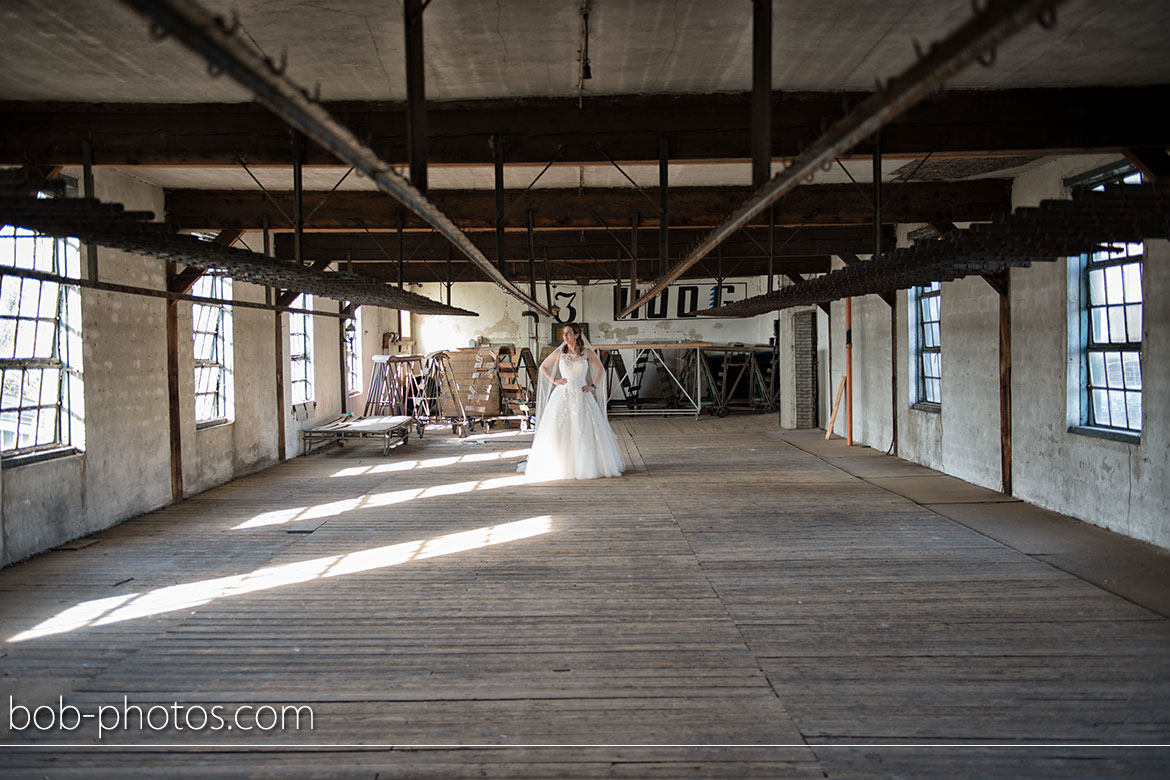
[{"left": 560, "top": 322, "right": 585, "bottom": 355}]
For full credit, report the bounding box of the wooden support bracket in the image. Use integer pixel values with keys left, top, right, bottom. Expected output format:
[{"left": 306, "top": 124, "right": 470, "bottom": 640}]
[{"left": 1123, "top": 147, "right": 1170, "bottom": 182}]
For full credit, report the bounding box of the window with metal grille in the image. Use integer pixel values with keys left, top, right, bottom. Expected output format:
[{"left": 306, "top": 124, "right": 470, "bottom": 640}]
[
  {"left": 344, "top": 306, "right": 361, "bottom": 396},
  {"left": 289, "top": 294, "right": 314, "bottom": 404},
  {"left": 913, "top": 281, "right": 942, "bottom": 406},
  {"left": 1, "top": 204, "right": 84, "bottom": 460},
  {"left": 1069, "top": 165, "right": 1143, "bottom": 436},
  {"left": 191, "top": 271, "right": 233, "bottom": 425}
]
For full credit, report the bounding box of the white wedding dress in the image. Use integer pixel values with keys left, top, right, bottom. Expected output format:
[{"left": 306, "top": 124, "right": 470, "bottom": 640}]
[{"left": 525, "top": 350, "right": 625, "bottom": 481}]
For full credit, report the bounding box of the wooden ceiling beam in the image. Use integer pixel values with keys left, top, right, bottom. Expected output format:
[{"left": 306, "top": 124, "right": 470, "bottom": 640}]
[
  {"left": 165, "top": 180, "right": 1010, "bottom": 232},
  {"left": 271, "top": 225, "right": 895, "bottom": 265},
  {"left": 347, "top": 256, "right": 832, "bottom": 285},
  {"left": 3, "top": 87, "right": 1167, "bottom": 167}
]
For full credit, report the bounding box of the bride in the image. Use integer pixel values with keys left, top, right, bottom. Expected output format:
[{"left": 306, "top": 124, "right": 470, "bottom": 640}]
[{"left": 524, "top": 323, "right": 625, "bottom": 481}]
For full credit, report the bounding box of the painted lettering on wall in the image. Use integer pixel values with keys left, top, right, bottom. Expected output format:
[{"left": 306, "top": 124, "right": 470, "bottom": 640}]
[{"left": 614, "top": 282, "right": 746, "bottom": 319}]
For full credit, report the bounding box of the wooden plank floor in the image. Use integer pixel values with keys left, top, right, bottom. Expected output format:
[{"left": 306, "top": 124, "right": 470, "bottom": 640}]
[{"left": 1, "top": 416, "right": 1168, "bottom": 777}]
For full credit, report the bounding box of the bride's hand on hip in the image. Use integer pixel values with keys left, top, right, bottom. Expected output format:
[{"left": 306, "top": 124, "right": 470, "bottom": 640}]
[
  {"left": 581, "top": 383, "right": 595, "bottom": 393},
  {"left": 553, "top": 378, "right": 568, "bottom": 386}
]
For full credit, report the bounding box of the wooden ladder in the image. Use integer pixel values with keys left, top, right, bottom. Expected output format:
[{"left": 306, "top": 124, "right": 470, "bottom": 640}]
[
  {"left": 466, "top": 348, "right": 498, "bottom": 418},
  {"left": 497, "top": 346, "right": 528, "bottom": 416}
]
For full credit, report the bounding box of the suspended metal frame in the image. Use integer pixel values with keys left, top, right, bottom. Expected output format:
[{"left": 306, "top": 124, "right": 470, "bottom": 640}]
[
  {"left": 117, "top": 0, "right": 553, "bottom": 318},
  {"left": 702, "top": 182, "right": 1170, "bottom": 317},
  {"left": 0, "top": 191, "right": 474, "bottom": 315}
]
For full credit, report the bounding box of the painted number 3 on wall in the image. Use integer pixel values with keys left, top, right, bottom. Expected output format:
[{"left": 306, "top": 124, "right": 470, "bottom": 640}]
[{"left": 554, "top": 291, "right": 577, "bottom": 323}]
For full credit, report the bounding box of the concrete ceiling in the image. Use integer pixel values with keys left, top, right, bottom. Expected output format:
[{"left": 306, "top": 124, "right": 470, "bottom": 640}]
[{"left": 1, "top": 0, "right": 1168, "bottom": 104}]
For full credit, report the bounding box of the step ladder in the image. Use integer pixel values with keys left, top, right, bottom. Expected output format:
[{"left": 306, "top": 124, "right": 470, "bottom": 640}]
[{"left": 466, "top": 347, "right": 498, "bottom": 419}]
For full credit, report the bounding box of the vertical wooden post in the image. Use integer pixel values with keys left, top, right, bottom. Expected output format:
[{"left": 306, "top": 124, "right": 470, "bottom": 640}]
[
  {"left": 767, "top": 207, "right": 775, "bottom": 294},
  {"left": 999, "top": 274, "right": 1012, "bottom": 495},
  {"left": 404, "top": 0, "right": 428, "bottom": 194},
  {"left": 339, "top": 301, "right": 349, "bottom": 417},
  {"left": 270, "top": 214, "right": 286, "bottom": 462},
  {"left": 446, "top": 245, "right": 453, "bottom": 306},
  {"left": 890, "top": 300, "right": 898, "bottom": 456},
  {"left": 751, "top": 0, "right": 772, "bottom": 189},
  {"left": 630, "top": 212, "right": 639, "bottom": 304},
  {"left": 493, "top": 134, "right": 506, "bottom": 274},
  {"left": 80, "top": 140, "right": 99, "bottom": 282},
  {"left": 527, "top": 210, "right": 538, "bottom": 303},
  {"left": 845, "top": 296, "right": 853, "bottom": 446},
  {"left": 872, "top": 129, "right": 882, "bottom": 260},
  {"left": 165, "top": 263, "right": 184, "bottom": 500},
  {"left": 658, "top": 134, "right": 669, "bottom": 277},
  {"left": 543, "top": 248, "right": 554, "bottom": 318},
  {"left": 715, "top": 243, "right": 724, "bottom": 308},
  {"left": 397, "top": 208, "right": 405, "bottom": 289},
  {"left": 292, "top": 130, "right": 304, "bottom": 266}
]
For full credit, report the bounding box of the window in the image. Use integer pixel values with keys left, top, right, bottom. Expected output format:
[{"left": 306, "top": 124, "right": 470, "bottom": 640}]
[
  {"left": 344, "top": 306, "right": 361, "bottom": 396},
  {"left": 1, "top": 208, "right": 84, "bottom": 460},
  {"left": 191, "top": 271, "right": 233, "bottom": 425},
  {"left": 912, "top": 281, "right": 942, "bottom": 406},
  {"left": 1069, "top": 166, "right": 1143, "bottom": 435},
  {"left": 289, "top": 294, "right": 314, "bottom": 404}
]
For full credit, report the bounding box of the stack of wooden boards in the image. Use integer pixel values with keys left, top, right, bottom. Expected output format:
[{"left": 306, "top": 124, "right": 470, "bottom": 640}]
[{"left": 441, "top": 345, "right": 539, "bottom": 426}]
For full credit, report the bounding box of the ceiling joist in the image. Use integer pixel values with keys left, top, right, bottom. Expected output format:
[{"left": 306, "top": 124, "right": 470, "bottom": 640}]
[
  {"left": 272, "top": 225, "right": 889, "bottom": 266},
  {"left": 4, "top": 86, "right": 1168, "bottom": 168},
  {"left": 162, "top": 180, "right": 1011, "bottom": 233}
]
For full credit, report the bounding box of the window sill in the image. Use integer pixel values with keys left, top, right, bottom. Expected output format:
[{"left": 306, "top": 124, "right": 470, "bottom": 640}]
[
  {"left": 911, "top": 401, "right": 941, "bottom": 414},
  {"left": 1, "top": 447, "right": 82, "bottom": 470},
  {"left": 196, "top": 419, "right": 234, "bottom": 431},
  {"left": 1069, "top": 425, "right": 1140, "bottom": 445}
]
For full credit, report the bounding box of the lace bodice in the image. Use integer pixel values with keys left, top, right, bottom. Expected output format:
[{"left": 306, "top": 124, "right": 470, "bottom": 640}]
[{"left": 559, "top": 351, "right": 591, "bottom": 382}]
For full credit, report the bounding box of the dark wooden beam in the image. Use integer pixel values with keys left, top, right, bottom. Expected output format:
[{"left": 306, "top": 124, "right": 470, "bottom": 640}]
[
  {"left": 165, "top": 181, "right": 1010, "bottom": 232},
  {"left": 404, "top": 0, "right": 428, "bottom": 194},
  {"left": 164, "top": 263, "right": 184, "bottom": 502},
  {"left": 316, "top": 255, "right": 831, "bottom": 285},
  {"left": 751, "top": 0, "right": 771, "bottom": 188},
  {"left": 1124, "top": 147, "right": 1170, "bottom": 182},
  {"left": 4, "top": 88, "right": 1168, "bottom": 166},
  {"left": 273, "top": 225, "right": 890, "bottom": 266},
  {"left": 999, "top": 270, "right": 1013, "bottom": 496},
  {"left": 167, "top": 229, "right": 244, "bottom": 294},
  {"left": 931, "top": 219, "right": 1009, "bottom": 297},
  {"left": 838, "top": 252, "right": 895, "bottom": 304},
  {"left": 275, "top": 257, "right": 333, "bottom": 308}
]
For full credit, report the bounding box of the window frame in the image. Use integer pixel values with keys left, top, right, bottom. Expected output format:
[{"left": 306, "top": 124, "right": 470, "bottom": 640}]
[
  {"left": 289, "top": 293, "right": 314, "bottom": 405},
  {"left": 1066, "top": 164, "right": 1144, "bottom": 441},
  {"left": 344, "top": 305, "right": 361, "bottom": 397},
  {"left": 911, "top": 280, "right": 942, "bottom": 410},
  {"left": 191, "top": 270, "right": 234, "bottom": 428},
  {"left": 1, "top": 185, "right": 85, "bottom": 464}
]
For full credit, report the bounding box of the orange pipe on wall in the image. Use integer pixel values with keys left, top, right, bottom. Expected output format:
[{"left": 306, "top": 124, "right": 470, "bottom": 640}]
[{"left": 845, "top": 296, "right": 853, "bottom": 446}]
